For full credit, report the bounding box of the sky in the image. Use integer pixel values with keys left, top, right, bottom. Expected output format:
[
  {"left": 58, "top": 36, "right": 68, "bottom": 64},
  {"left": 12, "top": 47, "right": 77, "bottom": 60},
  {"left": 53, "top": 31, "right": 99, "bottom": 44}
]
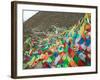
[{"left": 23, "top": 10, "right": 39, "bottom": 22}]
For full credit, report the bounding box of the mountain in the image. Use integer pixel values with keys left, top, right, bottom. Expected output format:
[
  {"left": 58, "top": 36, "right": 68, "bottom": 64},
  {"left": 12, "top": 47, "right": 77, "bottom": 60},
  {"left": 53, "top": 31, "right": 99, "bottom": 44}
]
[{"left": 23, "top": 11, "right": 85, "bottom": 34}]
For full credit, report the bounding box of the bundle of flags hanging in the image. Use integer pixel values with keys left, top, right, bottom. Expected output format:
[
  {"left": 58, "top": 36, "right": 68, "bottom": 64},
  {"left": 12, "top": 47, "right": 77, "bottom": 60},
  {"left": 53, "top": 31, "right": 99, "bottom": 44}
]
[{"left": 23, "top": 13, "right": 91, "bottom": 69}]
